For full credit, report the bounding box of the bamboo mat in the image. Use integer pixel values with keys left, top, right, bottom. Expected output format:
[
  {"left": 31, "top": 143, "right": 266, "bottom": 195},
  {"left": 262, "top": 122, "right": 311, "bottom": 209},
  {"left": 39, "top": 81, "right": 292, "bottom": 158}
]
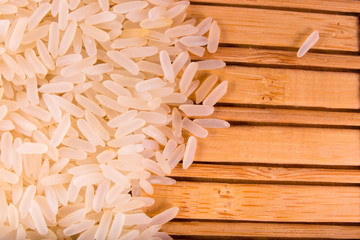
[{"left": 147, "top": 1, "right": 360, "bottom": 239}]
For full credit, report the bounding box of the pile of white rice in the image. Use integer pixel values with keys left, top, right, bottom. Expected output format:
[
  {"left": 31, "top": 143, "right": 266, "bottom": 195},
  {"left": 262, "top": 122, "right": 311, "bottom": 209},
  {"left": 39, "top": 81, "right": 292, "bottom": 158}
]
[{"left": 0, "top": 0, "right": 228, "bottom": 239}]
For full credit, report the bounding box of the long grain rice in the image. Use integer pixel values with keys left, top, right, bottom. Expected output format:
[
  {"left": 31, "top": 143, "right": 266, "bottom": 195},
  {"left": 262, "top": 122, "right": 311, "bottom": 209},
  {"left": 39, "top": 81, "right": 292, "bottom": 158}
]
[
  {"left": 148, "top": 6, "right": 166, "bottom": 20},
  {"left": 27, "top": 3, "right": 51, "bottom": 31},
  {"left": 49, "top": 113, "right": 71, "bottom": 147},
  {"left": 80, "top": 23, "right": 110, "bottom": 42},
  {"left": 195, "top": 17, "right": 212, "bottom": 35},
  {"left": 0, "top": 0, "right": 229, "bottom": 238},
  {"left": 94, "top": 210, "right": 112, "bottom": 240},
  {"left": 197, "top": 59, "right": 226, "bottom": 70},
  {"left": 8, "top": 17, "right": 28, "bottom": 52},
  {"left": 36, "top": 39, "right": 55, "bottom": 70},
  {"left": 16, "top": 143, "right": 48, "bottom": 154},
  {"left": 163, "top": 1, "right": 189, "bottom": 19},
  {"left": 107, "top": 212, "right": 125, "bottom": 240},
  {"left": 180, "top": 36, "right": 207, "bottom": 47},
  {"left": 63, "top": 220, "right": 94, "bottom": 236},
  {"left": 150, "top": 207, "right": 179, "bottom": 225},
  {"left": 58, "top": 0, "right": 69, "bottom": 30},
  {"left": 59, "top": 21, "right": 77, "bottom": 56},
  {"left": 188, "top": 46, "right": 205, "bottom": 57},
  {"left": 179, "top": 104, "right": 214, "bottom": 116},
  {"left": 159, "top": 50, "right": 174, "bottom": 82},
  {"left": 297, "top": 30, "right": 319, "bottom": 57},
  {"left": 38, "top": 82, "right": 74, "bottom": 93},
  {"left": 48, "top": 22, "right": 60, "bottom": 58},
  {"left": 92, "top": 180, "right": 110, "bottom": 213},
  {"left": 29, "top": 200, "right": 48, "bottom": 235},
  {"left": 114, "top": 1, "right": 149, "bottom": 14},
  {"left": 42, "top": 93, "right": 62, "bottom": 122},
  {"left": 183, "top": 136, "right": 196, "bottom": 169},
  {"left": 203, "top": 81, "right": 228, "bottom": 106},
  {"left": 69, "top": 0, "right": 81, "bottom": 11},
  {"left": 182, "top": 117, "right": 208, "bottom": 138},
  {"left": 8, "top": 203, "right": 19, "bottom": 229},
  {"left": 193, "top": 118, "right": 230, "bottom": 128},
  {"left": 19, "top": 185, "right": 36, "bottom": 218},
  {"left": 179, "top": 62, "right": 198, "bottom": 93},
  {"left": 207, "top": 21, "right": 220, "bottom": 53}
]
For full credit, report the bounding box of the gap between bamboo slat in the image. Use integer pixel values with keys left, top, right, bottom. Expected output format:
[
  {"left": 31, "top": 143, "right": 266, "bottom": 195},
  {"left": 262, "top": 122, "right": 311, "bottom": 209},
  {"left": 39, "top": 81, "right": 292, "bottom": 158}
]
[
  {"left": 188, "top": 5, "right": 358, "bottom": 52},
  {"left": 191, "top": 0, "right": 360, "bottom": 14},
  {"left": 170, "top": 164, "right": 360, "bottom": 184},
  {"left": 193, "top": 126, "right": 360, "bottom": 166},
  {"left": 195, "top": 66, "right": 360, "bottom": 109},
  {"left": 197, "top": 47, "right": 360, "bottom": 70},
  {"left": 209, "top": 107, "right": 360, "bottom": 127},
  {"left": 146, "top": 181, "right": 360, "bottom": 222},
  {"left": 163, "top": 221, "right": 360, "bottom": 239}
]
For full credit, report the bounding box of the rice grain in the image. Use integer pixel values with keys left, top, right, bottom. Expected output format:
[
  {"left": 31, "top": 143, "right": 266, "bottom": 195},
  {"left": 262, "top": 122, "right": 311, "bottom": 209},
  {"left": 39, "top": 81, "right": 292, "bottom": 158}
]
[
  {"left": 27, "top": 3, "right": 51, "bottom": 31},
  {"left": 8, "top": 17, "right": 28, "bottom": 52},
  {"left": 297, "top": 30, "right": 319, "bottom": 57},
  {"left": 183, "top": 136, "right": 196, "bottom": 169},
  {"left": 207, "top": 21, "right": 220, "bottom": 53},
  {"left": 0, "top": 0, "right": 228, "bottom": 237}
]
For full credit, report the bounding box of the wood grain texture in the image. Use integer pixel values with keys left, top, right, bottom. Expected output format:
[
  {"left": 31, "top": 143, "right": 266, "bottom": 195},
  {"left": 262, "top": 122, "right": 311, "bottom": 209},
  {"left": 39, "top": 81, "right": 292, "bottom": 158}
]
[
  {"left": 197, "top": 66, "right": 360, "bottom": 109},
  {"left": 194, "top": 126, "right": 360, "bottom": 166},
  {"left": 163, "top": 221, "right": 360, "bottom": 238},
  {"left": 188, "top": 5, "right": 358, "bottom": 51},
  {"left": 196, "top": 47, "right": 360, "bottom": 70},
  {"left": 191, "top": 0, "right": 360, "bottom": 13},
  {"left": 170, "top": 164, "right": 360, "bottom": 184},
  {"left": 154, "top": 2, "right": 360, "bottom": 237},
  {"left": 147, "top": 181, "right": 360, "bottom": 222},
  {"left": 210, "top": 107, "right": 360, "bottom": 126}
]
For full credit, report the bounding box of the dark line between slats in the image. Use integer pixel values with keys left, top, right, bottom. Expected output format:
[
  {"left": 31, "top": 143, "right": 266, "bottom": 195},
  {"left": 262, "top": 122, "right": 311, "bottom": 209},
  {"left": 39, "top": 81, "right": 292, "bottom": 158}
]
[
  {"left": 190, "top": 1, "right": 360, "bottom": 16},
  {"left": 172, "top": 235, "right": 360, "bottom": 240},
  {"left": 171, "top": 218, "right": 360, "bottom": 226},
  {"left": 190, "top": 161, "right": 360, "bottom": 170},
  {"left": 172, "top": 235, "right": 357, "bottom": 240},
  {"left": 224, "top": 61, "right": 360, "bottom": 73},
  {"left": 227, "top": 121, "right": 360, "bottom": 130},
  {"left": 215, "top": 103, "right": 360, "bottom": 113},
  {"left": 169, "top": 220, "right": 360, "bottom": 239},
  {"left": 170, "top": 176, "right": 360, "bottom": 186},
  {"left": 218, "top": 43, "right": 360, "bottom": 56}
]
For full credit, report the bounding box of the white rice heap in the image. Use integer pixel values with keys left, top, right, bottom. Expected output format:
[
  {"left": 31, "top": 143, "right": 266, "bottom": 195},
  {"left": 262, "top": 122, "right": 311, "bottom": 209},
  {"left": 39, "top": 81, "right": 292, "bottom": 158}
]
[{"left": 0, "top": 0, "right": 229, "bottom": 239}]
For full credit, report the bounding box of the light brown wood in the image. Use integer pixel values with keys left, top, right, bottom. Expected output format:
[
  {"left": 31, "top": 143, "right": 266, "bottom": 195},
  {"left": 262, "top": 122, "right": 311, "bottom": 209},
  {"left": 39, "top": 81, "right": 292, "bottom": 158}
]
[
  {"left": 210, "top": 107, "right": 360, "bottom": 126},
  {"left": 197, "top": 66, "right": 360, "bottom": 109},
  {"left": 197, "top": 47, "right": 360, "bottom": 70},
  {"left": 188, "top": 5, "right": 358, "bottom": 51},
  {"left": 147, "top": 181, "right": 360, "bottom": 222},
  {"left": 163, "top": 221, "right": 360, "bottom": 238},
  {"left": 191, "top": 0, "right": 360, "bottom": 14},
  {"left": 194, "top": 126, "right": 360, "bottom": 166},
  {"left": 170, "top": 164, "right": 360, "bottom": 184},
  {"left": 153, "top": 2, "right": 360, "bottom": 238}
]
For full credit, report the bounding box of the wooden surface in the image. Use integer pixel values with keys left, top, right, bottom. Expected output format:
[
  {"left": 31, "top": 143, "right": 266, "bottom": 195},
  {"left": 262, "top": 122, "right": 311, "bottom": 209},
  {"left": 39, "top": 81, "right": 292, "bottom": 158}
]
[{"left": 147, "top": 1, "right": 360, "bottom": 239}]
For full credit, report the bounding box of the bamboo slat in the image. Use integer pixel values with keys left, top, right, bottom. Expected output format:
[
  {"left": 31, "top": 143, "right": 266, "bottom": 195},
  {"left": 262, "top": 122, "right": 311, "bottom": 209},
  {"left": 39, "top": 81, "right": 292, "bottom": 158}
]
[
  {"left": 191, "top": 0, "right": 360, "bottom": 14},
  {"left": 188, "top": 5, "right": 358, "bottom": 51},
  {"left": 198, "top": 47, "right": 360, "bottom": 70},
  {"left": 210, "top": 107, "right": 360, "bottom": 126},
  {"left": 198, "top": 66, "right": 360, "bottom": 109},
  {"left": 147, "top": 181, "right": 360, "bottom": 222},
  {"left": 193, "top": 126, "right": 360, "bottom": 166},
  {"left": 163, "top": 221, "right": 360, "bottom": 239},
  {"left": 170, "top": 164, "right": 360, "bottom": 184}
]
